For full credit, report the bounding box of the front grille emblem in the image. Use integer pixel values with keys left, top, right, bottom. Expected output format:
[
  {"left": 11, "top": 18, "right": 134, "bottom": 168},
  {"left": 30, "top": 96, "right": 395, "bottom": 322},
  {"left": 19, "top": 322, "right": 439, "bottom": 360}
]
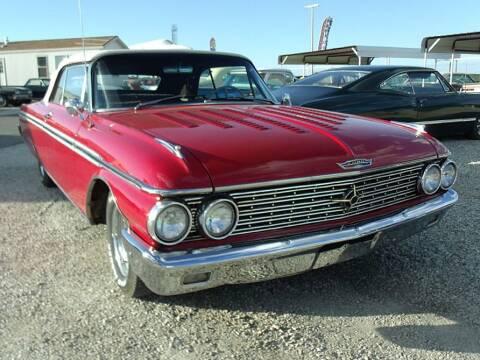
[
  {"left": 332, "top": 185, "right": 361, "bottom": 211},
  {"left": 337, "top": 158, "right": 373, "bottom": 170}
]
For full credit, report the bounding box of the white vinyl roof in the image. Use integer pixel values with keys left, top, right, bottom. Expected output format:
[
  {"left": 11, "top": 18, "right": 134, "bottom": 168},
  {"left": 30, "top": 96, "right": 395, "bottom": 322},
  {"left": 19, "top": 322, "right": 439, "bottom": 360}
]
[
  {"left": 422, "top": 31, "right": 480, "bottom": 54},
  {"left": 278, "top": 45, "right": 456, "bottom": 65}
]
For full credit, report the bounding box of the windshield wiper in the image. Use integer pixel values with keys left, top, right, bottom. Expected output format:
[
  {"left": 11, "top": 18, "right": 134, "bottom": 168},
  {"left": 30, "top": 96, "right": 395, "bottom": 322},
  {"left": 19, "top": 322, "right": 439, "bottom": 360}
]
[
  {"left": 134, "top": 95, "right": 206, "bottom": 111},
  {"left": 207, "top": 97, "right": 277, "bottom": 105}
]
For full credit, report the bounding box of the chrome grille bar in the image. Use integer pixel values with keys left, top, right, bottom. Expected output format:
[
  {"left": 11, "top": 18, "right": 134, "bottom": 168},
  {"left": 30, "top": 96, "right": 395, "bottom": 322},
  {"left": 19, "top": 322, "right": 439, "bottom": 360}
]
[{"left": 182, "top": 161, "right": 429, "bottom": 241}]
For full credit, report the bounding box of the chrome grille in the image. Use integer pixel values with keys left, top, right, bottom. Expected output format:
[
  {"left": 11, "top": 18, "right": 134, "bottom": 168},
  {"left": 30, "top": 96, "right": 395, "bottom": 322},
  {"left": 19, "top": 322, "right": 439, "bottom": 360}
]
[{"left": 183, "top": 162, "right": 427, "bottom": 240}]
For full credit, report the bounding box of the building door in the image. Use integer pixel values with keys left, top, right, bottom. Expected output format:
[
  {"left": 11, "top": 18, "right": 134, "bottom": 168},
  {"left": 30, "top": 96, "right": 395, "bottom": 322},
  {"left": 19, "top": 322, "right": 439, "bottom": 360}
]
[{"left": 0, "top": 58, "right": 6, "bottom": 86}]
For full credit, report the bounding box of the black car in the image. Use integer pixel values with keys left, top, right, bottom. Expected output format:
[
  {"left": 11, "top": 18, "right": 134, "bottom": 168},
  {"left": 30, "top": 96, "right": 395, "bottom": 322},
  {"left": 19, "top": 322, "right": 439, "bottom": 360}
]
[
  {"left": 23, "top": 78, "right": 50, "bottom": 99},
  {"left": 273, "top": 65, "right": 480, "bottom": 139},
  {"left": 0, "top": 85, "right": 32, "bottom": 107}
]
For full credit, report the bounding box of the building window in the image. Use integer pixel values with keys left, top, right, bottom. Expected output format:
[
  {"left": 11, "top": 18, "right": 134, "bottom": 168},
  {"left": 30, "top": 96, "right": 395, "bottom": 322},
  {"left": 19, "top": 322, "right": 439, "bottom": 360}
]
[
  {"left": 55, "top": 55, "right": 68, "bottom": 70},
  {"left": 37, "top": 56, "right": 49, "bottom": 78}
]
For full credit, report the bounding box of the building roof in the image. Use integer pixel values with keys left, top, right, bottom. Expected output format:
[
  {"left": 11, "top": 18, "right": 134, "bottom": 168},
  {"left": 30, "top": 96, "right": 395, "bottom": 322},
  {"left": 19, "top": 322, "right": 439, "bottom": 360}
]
[
  {"left": 278, "top": 45, "right": 456, "bottom": 65},
  {"left": 422, "top": 31, "right": 480, "bottom": 54},
  {"left": 0, "top": 36, "right": 126, "bottom": 52}
]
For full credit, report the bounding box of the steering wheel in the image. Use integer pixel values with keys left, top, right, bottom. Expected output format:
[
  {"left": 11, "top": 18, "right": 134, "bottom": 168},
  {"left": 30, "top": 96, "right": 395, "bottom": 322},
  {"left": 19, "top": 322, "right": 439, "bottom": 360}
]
[{"left": 211, "top": 86, "right": 242, "bottom": 99}]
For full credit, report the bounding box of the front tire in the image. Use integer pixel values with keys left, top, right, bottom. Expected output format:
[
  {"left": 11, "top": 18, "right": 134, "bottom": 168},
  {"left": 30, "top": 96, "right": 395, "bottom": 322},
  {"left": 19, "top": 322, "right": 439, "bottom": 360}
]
[
  {"left": 106, "top": 193, "right": 151, "bottom": 298},
  {"left": 467, "top": 118, "right": 480, "bottom": 140},
  {"left": 0, "top": 95, "right": 6, "bottom": 107},
  {"left": 38, "top": 162, "right": 55, "bottom": 187}
]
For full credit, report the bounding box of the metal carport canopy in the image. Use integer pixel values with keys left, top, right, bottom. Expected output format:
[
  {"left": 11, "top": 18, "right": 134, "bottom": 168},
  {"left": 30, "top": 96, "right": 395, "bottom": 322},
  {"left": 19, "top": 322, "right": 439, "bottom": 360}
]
[
  {"left": 278, "top": 45, "right": 454, "bottom": 66},
  {"left": 422, "top": 31, "right": 480, "bottom": 54},
  {"left": 422, "top": 31, "right": 480, "bottom": 82}
]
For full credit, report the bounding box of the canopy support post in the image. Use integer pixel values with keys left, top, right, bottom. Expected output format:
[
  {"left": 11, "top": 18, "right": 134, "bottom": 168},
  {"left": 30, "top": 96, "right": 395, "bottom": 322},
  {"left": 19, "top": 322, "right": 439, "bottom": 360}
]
[{"left": 449, "top": 52, "right": 455, "bottom": 83}]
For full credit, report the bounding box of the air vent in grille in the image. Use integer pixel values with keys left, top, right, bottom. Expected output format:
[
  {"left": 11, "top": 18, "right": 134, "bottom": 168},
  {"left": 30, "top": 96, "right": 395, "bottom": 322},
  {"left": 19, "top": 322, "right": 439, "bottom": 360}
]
[{"left": 182, "top": 161, "right": 428, "bottom": 241}]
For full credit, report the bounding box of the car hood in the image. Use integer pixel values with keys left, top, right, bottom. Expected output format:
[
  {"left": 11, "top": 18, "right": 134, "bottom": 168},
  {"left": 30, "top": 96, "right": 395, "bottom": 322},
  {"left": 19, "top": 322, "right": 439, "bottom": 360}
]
[{"left": 101, "top": 105, "right": 439, "bottom": 188}]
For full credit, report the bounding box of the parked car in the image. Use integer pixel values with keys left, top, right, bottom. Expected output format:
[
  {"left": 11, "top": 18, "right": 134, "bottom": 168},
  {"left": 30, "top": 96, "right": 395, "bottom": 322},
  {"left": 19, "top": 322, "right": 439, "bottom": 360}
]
[
  {"left": 23, "top": 78, "right": 50, "bottom": 99},
  {"left": 273, "top": 65, "right": 480, "bottom": 139},
  {"left": 259, "top": 69, "right": 295, "bottom": 90},
  {"left": 0, "top": 85, "right": 32, "bottom": 107},
  {"left": 443, "top": 73, "right": 480, "bottom": 93},
  {"left": 19, "top": 51, "right": 458, "bottom": 297}
]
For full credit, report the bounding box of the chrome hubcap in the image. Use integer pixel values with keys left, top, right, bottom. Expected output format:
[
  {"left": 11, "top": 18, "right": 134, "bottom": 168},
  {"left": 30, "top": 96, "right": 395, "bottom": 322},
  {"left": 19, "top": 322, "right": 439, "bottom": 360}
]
[
  {"left": 476, "top": 120, "right": 480, "bottom": 135},
  {"left": 39, "top": 164, "right": 45, "bottom": 177},
  {"left": 111, "top": 205, "right": 129, "bottom": 279}
]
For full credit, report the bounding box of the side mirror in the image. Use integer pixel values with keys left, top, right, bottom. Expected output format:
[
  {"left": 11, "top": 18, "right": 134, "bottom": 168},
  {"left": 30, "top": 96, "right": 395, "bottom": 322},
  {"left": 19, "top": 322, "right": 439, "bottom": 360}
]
[
  {"left": 281, "top": 93, "right": 292, "bottom": 106},
  {"left": 65, "top": 98, "right": 85, "bottom": 116}
]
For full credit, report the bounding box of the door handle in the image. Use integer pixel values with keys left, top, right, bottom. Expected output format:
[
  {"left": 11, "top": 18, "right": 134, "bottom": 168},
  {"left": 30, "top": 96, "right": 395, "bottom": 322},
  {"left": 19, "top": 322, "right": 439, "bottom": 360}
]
[
  {"left": 43, "top": 112, "right": 53, "bottom": 120},
  {"left": 417, "top": 99, "right": 428, "bottom": 107}
]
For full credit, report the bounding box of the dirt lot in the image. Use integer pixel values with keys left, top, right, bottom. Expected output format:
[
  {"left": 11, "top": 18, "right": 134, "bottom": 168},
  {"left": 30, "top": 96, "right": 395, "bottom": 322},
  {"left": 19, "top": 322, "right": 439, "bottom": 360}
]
[{"left": 0, "top": 108, "right": 479, "bottom": 359}]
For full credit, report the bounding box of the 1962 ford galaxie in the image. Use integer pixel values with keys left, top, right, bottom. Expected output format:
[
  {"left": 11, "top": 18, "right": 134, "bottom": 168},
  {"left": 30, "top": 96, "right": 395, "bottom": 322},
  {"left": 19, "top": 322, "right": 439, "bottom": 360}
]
[{"left": 19, "top": 50, "right": 458, "bottom": 297}]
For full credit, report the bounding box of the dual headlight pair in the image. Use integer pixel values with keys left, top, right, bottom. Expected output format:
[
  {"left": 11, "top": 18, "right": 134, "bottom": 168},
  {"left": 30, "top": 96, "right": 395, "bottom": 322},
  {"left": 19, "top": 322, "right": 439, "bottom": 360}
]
[
  {"left": 419, "top": 160, "right": 457, "bottom": 195},
  {"left": 148, "top": 198, "right": 238, "bottom": 245}
]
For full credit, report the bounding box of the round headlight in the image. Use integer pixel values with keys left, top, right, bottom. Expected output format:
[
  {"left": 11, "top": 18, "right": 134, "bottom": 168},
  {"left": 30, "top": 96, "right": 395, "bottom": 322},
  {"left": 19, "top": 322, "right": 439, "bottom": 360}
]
[
  {"left": 199, "top": 199, "right": 238, "bottom": 239},
  {"left": 419, "top": 163, "right": 442, "bottom": 195},
  {"left": 441, "top": 160, "right": 457, "bottom": 189},
  {"left": 147, "top": 201, "right": 192, "bottom": 245}
]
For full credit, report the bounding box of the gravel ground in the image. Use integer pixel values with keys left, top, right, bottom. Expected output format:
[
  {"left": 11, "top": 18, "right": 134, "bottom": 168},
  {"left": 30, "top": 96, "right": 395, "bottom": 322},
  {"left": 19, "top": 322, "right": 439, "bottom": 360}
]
[{"left": 0, "top": 123, "right": 479, "bottom": 359}]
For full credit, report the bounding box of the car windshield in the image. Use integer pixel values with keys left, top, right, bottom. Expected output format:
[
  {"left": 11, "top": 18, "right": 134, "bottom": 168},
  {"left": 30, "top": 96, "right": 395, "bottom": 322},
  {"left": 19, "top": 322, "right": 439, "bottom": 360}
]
[
  {"left": 92, "top": 53, "right": 275, "bottom": 110},
  {"left": 295, "top": 70, "right": 370, "bottom": 88}
]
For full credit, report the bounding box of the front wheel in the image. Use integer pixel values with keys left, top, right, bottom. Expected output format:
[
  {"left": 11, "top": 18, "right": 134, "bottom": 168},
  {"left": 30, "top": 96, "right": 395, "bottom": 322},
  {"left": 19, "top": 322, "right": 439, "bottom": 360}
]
[
  {"left": 106, "top": 193, "right": 151, "bottom": 298},
  {"left": 0, "top": 95, "right": 6, "bottom": 107},
  {"left": 38, "top": 162, "right": 55, "bottom": 187},
  {"left": 467, "top": 118, "right": 480, "bottom": 140}
]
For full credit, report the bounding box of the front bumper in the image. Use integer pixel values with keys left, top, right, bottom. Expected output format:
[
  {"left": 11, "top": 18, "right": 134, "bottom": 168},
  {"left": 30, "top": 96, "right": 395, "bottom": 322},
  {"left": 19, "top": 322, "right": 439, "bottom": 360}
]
[{"left": 123, "top": 189, "right": 458, "bottom": 296}]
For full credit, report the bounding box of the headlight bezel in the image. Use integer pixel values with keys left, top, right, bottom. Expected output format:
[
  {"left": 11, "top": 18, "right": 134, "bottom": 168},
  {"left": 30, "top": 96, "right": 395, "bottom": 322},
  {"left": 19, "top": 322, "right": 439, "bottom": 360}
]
[
  {"left": 198, "top": 198, "right": 239, "bottom": 240},
  {"left": 440, "top": 160, "right": 458, "bottom": 190},
  {"left": 147, "top": 200, "right": 192, "bottom": 245},
  {"left": 419, "top": 163, "right": 442, "bottom": 195}
]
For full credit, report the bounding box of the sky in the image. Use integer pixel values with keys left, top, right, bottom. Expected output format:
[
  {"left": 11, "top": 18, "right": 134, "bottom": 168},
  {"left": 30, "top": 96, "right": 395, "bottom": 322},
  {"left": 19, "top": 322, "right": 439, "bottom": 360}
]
[{"left": 2, "top": 0, "right": 480, "bottom": 74}]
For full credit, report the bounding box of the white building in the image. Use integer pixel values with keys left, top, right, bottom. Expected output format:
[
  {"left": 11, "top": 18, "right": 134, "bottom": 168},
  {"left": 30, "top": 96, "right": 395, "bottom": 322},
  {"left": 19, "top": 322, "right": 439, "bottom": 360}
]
[
  {"left": 130, "top": 38, "right": 191, "bottom": 50},
  {"left": 0, "top": 36, "right": 127, "bottom": 86}
]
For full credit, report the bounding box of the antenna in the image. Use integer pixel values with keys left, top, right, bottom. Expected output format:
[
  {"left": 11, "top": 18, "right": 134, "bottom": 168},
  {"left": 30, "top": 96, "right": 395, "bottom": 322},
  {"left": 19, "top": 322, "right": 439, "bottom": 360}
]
[{"left": 77, "top": 0, "right": 87, "bottom": 63}]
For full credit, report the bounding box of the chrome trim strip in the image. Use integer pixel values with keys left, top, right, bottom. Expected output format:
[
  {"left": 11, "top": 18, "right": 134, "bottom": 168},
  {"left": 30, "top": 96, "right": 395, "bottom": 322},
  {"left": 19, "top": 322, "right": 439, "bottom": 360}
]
[
  {"left": 416, "top": 118, "right": 476, "bottom": 125},
  {"left": 122, "top": 189, "right": 457, "bottom": 295},
  {"left": 155, "top": 138, "right": 184, "bottom": 159},
  {"left": 214, "top": 157, "right": 438, "bottom": 192},
  {"left": 19, "top": 111, "right": 213, "bottom": 196}
]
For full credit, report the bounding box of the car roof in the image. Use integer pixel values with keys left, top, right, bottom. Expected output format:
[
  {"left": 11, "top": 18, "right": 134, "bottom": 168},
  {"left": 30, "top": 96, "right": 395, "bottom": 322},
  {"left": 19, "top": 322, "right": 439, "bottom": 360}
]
[{"left": 321, "top": 65, "right": 435, "bottom": 72}]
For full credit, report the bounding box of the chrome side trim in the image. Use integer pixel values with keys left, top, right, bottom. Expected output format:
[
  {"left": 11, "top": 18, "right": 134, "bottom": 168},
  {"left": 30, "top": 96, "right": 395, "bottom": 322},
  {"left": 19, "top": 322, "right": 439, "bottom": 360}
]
[
  {"left": 214, "top": 156, "right": 439, "bottom": 192},
  {"left": 416, "top": 118, "right": 476, "bottom": 125},
  {"left": 123, "top": 189, "right": 458, "bottom": 295},
  {"left": 155, "top": 138, "right": 184, "bottom": 159},
  {"left": 19, "top": 111, "right": 213, "bottom": 196}
]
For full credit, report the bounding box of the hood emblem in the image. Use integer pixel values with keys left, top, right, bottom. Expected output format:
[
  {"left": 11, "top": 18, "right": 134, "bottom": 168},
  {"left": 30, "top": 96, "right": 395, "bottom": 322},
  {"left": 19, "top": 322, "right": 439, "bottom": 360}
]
[
  {"left": 337, "top": 158, "right": 373, "bottom": 170},
  {"left": 332, "top": 185, "right": 360, "bottom": 211}
]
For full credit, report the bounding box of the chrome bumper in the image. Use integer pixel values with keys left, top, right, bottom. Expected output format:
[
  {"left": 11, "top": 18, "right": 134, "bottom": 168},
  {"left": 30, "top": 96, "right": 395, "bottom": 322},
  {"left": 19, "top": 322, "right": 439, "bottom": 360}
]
[{"left": 123, "top": 189, "right": 457, "bottom": 296}]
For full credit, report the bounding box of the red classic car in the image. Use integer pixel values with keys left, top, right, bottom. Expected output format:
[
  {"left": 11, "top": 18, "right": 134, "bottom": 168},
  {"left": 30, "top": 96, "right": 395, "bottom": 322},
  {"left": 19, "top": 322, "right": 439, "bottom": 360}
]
[{"left": 19, "top": 50, "right": 458, "bottom": 297}]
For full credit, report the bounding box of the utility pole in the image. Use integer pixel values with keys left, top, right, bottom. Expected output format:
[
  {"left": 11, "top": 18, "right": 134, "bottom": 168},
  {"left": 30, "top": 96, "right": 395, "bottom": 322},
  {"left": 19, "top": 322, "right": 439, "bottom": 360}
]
[{"left": 305, "top": 3, "right": 318, "bottom": 75}]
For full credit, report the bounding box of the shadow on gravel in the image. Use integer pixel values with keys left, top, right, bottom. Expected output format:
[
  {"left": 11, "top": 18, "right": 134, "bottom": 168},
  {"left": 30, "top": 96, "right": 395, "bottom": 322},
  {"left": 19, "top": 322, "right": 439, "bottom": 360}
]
[
  {"left": 145, "top": 235, "right": 480, "bottom": 355},
  {"left": 0, "top": 134, "right": 22, "bottom": 148}
]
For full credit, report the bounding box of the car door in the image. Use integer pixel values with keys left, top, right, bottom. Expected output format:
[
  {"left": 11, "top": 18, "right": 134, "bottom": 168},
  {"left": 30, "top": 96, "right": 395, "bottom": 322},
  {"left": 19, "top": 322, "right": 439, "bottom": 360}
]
[
  {"left": 408, "top": 71, "right": 465, "bottom": 125},
  {"left": 25, "top": 79, "right": 42, "bottom": 98},
  {"left": 365, "top": 72, "right": 418, "bottom": 122},
  {"left": 41, "top": 64, "right": 91, "bottom": 206}
]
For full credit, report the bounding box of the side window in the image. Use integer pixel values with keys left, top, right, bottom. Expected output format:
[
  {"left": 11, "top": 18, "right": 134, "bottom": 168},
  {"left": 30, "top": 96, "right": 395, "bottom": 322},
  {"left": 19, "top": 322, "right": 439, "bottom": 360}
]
[
  {"left": 51, "top": 70, "right": 68, "bottom": 104},
  {"left": 50, "top": 65, "right": 88, "bottom": 106},
  {"left": 408, "top": 72, "right": 446, "bottom": 95},
  {"left": 379, "top": 73, "right": 413, "bottom": 94},
  {"left": 63, "top": 65, "right": 87, "bottom": 103},
  {"left": 27, "top": 79, "right": 42, "bottom": 86}
]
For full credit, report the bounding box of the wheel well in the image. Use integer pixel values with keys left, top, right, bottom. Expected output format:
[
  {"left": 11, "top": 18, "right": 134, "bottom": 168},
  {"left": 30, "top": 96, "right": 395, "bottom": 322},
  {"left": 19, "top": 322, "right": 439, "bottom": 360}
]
[{"left": 88, "top": 179, "right": 110, "bottom": 224}]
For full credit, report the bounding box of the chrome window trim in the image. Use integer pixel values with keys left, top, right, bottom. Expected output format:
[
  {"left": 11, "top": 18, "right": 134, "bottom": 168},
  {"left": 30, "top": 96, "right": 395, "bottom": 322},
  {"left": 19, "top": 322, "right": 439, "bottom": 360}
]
[
  {"left": 198, "top": 198, "right": 239, "bottom": 240},
  {"left": 147, "top": 200, "right": 193, "bottom": 245}
]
